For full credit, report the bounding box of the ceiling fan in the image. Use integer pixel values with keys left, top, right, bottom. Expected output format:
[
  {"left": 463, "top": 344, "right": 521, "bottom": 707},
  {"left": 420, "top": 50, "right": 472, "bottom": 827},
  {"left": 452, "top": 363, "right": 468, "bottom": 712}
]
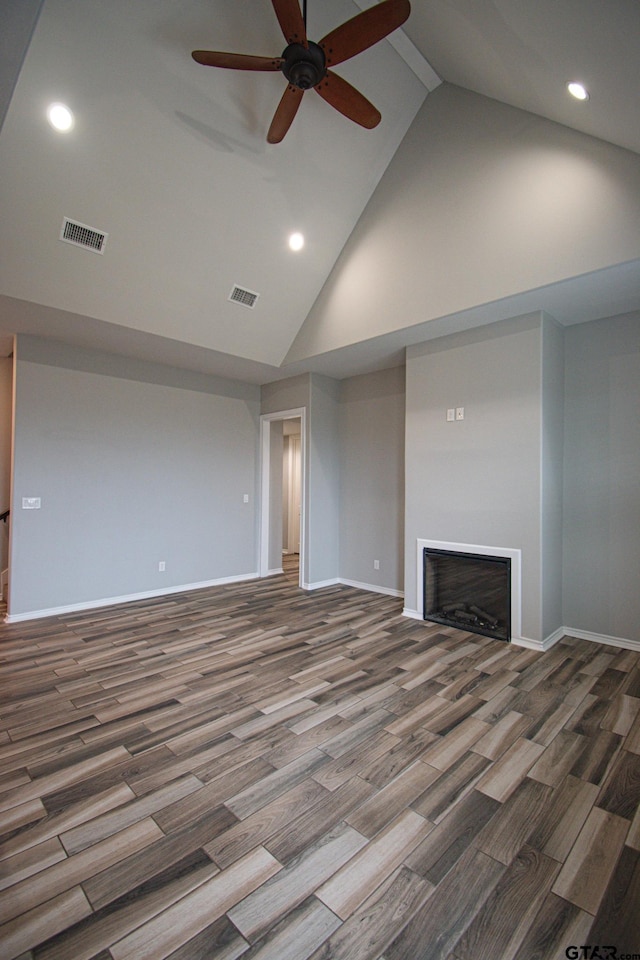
[{"left": 192, "top": 0, "right": 411, "bottom": 143}]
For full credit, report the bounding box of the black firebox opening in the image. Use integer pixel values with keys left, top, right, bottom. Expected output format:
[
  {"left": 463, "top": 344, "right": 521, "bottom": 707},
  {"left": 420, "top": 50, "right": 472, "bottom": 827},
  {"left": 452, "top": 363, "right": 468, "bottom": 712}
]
[{"left": 423, "top": 548, "right": 511, "bottom": 642}]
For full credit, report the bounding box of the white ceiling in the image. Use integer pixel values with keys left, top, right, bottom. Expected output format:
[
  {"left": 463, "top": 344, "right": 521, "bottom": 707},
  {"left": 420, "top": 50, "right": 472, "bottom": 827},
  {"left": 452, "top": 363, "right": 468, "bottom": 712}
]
[{"left": 1, "top": 0, "right": 639, "bottom": 379}]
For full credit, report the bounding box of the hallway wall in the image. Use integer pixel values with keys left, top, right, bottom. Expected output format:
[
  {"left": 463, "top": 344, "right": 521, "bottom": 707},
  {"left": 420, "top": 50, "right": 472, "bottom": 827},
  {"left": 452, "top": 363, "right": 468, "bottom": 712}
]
[{"left": 0, "top": 354, "right": 12, "bottom": 573}]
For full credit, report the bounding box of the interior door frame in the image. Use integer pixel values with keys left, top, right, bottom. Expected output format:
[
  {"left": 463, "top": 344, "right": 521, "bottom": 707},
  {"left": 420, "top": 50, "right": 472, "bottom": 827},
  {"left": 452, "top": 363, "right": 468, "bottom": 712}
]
[{"left": 259, "top": 407, "right": 306, "bottom": 588}]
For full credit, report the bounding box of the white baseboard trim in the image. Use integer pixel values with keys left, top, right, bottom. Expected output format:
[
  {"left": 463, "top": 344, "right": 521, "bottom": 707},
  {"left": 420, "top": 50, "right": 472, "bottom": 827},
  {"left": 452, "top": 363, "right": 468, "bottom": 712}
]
[
  {"left": 562, "top": 626, "right": 640, "bottom": 653},
  {"left": 544, "top": 626, "right": 566, "bottom": 649},
  {"left": 403, "top": 606, "right": 553, "bottom": 650},
  {"left": 4, "top": 572, "right": 260, "bottom": 624},
  {"left": 339, "top": 578, "right": 403, "bottom": 598},
  {"left": 515, "top": 626, "right": 640, "bottom": 653},
  {"left": 303, "top": 577, "right": 403, "bottom": 598},
  {"left": 400, "top": 613, "right": 639, "bottom": 653},
  {"left": 511, "top": 631, "right": 559, "bottom": 651},
  {"left": 266, "top": 567, "right": 284, "bottom": 577},
  {"left": 403, "top": 607, "right": 422, "bottom": 620}
]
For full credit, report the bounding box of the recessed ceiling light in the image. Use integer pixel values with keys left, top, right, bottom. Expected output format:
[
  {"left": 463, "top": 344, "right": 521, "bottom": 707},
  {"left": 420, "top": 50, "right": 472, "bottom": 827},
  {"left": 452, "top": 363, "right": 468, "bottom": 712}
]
[
  {"left": 567, "top": 82, "right": 589, "bottom": 102},
  {"left": 47, "top": 102, "right": 74, "bottom": 131},
  {"left": 289, "top": 232, "right": 304, "bottom": 252}
]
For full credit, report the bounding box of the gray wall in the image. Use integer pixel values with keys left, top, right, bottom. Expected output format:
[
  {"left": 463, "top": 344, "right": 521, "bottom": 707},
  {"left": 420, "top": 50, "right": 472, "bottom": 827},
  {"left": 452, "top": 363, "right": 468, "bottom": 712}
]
[
  {"left": 0, "top": 355, "right": 12, "bottom": 572},
  {"left": 261, "top": 375, "right": 310, "bottom": 415},
  {"left": 563, "top": 313, "right": 640, "bottom": 642},
  {"left": 405, "top": 315, "right": 545, "bottom": 641},
  {"left": 10, "top": 315, "right": 638, "bottom": 645},
  {"left": 262, "top": 371, "right": 403, "bottom": 591},
  {"left": 9, "top": 336, "right": 260, "bottom": 617},
  {"left": 339, "top": 366, "right": 405, "bottom": 592},
  {"left": 307, "top": 374, "right": 341, "bottom": 586},
  {"left": 540, "top": 315, "right": 565, "bottom": 639}
]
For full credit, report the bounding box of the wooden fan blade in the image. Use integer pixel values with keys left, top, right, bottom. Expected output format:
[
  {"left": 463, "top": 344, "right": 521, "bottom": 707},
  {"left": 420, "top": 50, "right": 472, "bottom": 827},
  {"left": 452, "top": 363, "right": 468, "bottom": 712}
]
[
  {"left": 319, "top": 0, "right": 410, "bottom": 67},
  {"left": 271, "top": 0, "right": 308, "bottom": 46},
  {"left": 267, "top": 85, "right": 304, "bottom": 143},
  {"left": 192, "top": 50, "right": 283, "bottom": 71},
  {"left": 315, "top": 71, "right": 381, "bottom": 129}
]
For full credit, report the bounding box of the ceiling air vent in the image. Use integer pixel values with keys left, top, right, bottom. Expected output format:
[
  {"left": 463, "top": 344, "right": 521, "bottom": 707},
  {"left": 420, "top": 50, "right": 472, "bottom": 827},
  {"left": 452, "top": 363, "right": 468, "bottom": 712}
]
[
  {"left": 229, "top": 285, "right": 259, "bottom": 309},
  {"left": 60, "top": 217, "right": 108, "bottom": 254}
]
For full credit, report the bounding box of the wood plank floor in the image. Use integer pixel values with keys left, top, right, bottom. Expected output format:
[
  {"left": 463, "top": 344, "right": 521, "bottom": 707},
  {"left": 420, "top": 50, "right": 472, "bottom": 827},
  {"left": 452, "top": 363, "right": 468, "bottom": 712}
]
[{"left": 1, "top": 573, "right": 639, "bottom": 960}]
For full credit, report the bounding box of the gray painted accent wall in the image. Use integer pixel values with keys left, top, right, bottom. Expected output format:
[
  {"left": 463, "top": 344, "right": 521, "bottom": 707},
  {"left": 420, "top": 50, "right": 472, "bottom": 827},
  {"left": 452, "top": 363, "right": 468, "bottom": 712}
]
[
  {"left": 563, "top": 313, "right": 640, "bottom": 643},
  {"left": 405, "top": 315, "right": 544, "bottom": 641},
  {"left": 339, "top": 366, "right": 405, "bottom": 591},
  {"left": 9, "top": 336, "right": 260, "bottom": 617}
]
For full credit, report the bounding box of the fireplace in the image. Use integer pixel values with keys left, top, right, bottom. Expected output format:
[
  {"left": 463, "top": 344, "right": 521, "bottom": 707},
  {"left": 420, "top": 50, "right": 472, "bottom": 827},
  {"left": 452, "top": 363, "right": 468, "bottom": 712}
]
[{"left": 423, "top": 547, "right": 511, "bottom": 642}]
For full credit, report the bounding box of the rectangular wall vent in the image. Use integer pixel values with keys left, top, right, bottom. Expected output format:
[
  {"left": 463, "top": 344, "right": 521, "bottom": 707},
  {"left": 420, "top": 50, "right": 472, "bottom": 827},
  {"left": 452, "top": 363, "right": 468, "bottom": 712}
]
[
  {"left": 229, "top": 285, "right": 259, "bottom": 309},
  {"left": 60, "top": 218, "right": 108, "bottom": 254}
]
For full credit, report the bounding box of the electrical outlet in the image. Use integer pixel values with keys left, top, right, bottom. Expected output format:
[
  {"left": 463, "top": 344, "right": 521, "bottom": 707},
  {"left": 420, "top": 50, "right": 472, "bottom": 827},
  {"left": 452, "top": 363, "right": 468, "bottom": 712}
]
[
  {"left": 158, "top": 561, "right": 166, "bottom": 572},
  {"left": 446, "top": 408, "right": 455, "bottom": 422},
  {"left": 374, "top": 560, "right": 380, "bottom": 570},
  {"left": 243, "top": 493, "right": 249, "bottom": 503}
]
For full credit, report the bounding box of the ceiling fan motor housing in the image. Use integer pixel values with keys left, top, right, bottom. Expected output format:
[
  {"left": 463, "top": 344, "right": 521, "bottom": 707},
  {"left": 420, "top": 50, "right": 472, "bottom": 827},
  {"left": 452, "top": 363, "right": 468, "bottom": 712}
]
[{"left": 281, "top": 41, "right": 327, "bottom": 89}]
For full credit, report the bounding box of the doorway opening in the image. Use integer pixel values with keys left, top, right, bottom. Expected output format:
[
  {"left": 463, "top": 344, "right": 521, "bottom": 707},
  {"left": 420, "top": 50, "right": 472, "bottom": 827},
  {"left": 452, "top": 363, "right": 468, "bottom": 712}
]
[
  {"left": 260, "top": 408, "right": 306, "bottom": 589},
  {"left": 282, "top": 420, "right": 301, "bottom": 583}
]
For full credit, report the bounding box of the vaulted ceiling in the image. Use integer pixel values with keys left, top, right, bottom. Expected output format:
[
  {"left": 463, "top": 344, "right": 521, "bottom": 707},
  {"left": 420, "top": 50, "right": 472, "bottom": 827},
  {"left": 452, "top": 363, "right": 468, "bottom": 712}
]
[{"left": 1, "top": 1, "right": 639, "bottom": 381}]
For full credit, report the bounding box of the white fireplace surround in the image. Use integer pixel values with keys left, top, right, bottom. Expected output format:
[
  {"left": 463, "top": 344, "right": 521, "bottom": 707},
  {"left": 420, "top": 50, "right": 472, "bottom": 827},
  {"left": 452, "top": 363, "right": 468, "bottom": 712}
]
[{"left": 412, "top": 538, "right": 523, "bottom": 644}]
